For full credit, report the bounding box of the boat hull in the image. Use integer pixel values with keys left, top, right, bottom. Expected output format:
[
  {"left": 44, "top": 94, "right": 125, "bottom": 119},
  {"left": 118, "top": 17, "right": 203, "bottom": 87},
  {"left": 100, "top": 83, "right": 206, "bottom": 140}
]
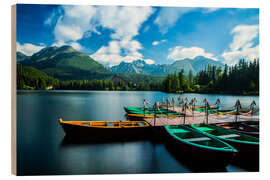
[
  {"left": 191, "top": 124, "right": 259, "bottom": 165},
  {"left": 59, "top": 121, "right": 151, "bottom": 140},
  {"left": 126, "top": 113, "right": 181, "bottom": 119},
  {"left": 164, "top": 126, "right": 236, "bottom": 167}
]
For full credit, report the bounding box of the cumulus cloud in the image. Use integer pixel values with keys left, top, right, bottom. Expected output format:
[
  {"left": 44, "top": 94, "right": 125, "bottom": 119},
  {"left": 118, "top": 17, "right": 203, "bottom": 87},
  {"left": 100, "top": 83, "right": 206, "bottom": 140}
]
[
  {"left": 51, "top": 5, "right": 153, "bottom": 41},
  {"left": 53, "top": 6, "right": 97, "bottom": 42},
  {"left": 154, "top": 7, "right": 196, "bottom": 34},
  {"left": 152, "top": 39, "right": 167, "bottom": 46},
  {"left": 168, "top": 46, "right": 217, "bottom": 61},
  {"left": 91, "top": 39, "right": 145, "bottom": 66},
  {"left": 52, "top": 41, "right": 83, "bottom": 51},
  {"left": 91, "top": 39, "right": 155, "bottom": 66},
  {"left": 144, "top": 59, "right": 155, "bottom": 64},
  {"left": 152, "top": 41, "right": 159, "bottom": 46},
  {"left": 48, "top": 5, "right": 154, "bottom": 66},
  {"left": 222, "top": 24, "right": 259, "bottom": 65},
  {"left": 16, "top": 42, "right": 45, "bottom": 56},
  {"left": 222, "top": 45, "right": 259, "bottom": 66},
  {"left": 97, "top": 6, "right": 154, "bottom": 40},
  {"left": 229, "top": 25, "right": 259, "bottom": 51}
]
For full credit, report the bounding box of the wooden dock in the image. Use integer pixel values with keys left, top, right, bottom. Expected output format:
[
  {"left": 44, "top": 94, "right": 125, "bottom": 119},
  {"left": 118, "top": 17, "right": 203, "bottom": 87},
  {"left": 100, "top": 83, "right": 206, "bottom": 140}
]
[{"left": 144, "top": 106, "right": 259, "bottom": 126}]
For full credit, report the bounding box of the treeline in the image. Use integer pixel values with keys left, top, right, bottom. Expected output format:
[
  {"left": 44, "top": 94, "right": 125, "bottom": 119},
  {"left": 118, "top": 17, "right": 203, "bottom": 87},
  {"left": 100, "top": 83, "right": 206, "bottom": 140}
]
[
  {"left": 163, "top": 59, "right": 259, "bottom": 95},
  {"left": 17, "top": 65, "right": 162, "bottom": 91},
  {"left": 17, "top": 65, "right": 59, "bottom": 90},
  {"left": 55, "top": 79, "right": 162, "bottom": 91}
]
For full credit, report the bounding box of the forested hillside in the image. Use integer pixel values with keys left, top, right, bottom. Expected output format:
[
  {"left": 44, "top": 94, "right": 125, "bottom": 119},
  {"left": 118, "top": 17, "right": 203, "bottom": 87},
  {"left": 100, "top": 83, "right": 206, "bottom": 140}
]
[{"left": 162, "top": 59, "right": 259, "bottom": 95}]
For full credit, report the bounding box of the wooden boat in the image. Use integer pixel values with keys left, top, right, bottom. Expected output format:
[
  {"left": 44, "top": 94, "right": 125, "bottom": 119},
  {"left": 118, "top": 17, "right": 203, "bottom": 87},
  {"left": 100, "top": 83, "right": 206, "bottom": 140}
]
[
  {"left": 194, "top": 105, "right": 218, "bottom": 109},
  {"left": 164, "top": 124, "right": 237, "bottom": 167},
  {"left": 194, "top": 108, "right": 219, "bottom": 114},
  {"left": 190, "top": 124, "right": 259, "bottom": 161},
  {"left": 124, "top": 106, "right": 178, "bottom": 114},
  {"left": 124, "top": 107, "right": 181, "bottom": 119},
  {"left": 126, "top": 113, "right": 182, "bottom": 119},
  {"left": 58, "top": 118, "right": 150, "bottom": 140},
  {"left": 243, "top": 121, "right": 259, "bottom": 129},
  {"left": 216, "top": 121, "right": 259, "bottom": 138},
  {"left": 126, "top": 109, "right": 180, "bottom": 116},
  {"left": 193, "top": 107, "right": 236, "bottom": 115}
]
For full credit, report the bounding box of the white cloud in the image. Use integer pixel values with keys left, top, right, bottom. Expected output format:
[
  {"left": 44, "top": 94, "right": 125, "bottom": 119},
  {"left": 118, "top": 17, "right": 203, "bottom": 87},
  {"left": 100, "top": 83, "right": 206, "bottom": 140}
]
[
  {"left": 152, "top": 41, "right": 159, "bottom": 46},
  {"left": 222, "top": 24, "right": 259, "bottom": 65},
  {"left": 48, "top": 5, "right": 154, "bottom": 65},
  {"left": 152, "top": 39, "right": 167, "bottom": 46},
  {"left": 69, "top": 42, "right": 83, "bottom": 51},
  {"left": 98, "top": 6, "right": 154, "bottom": 40},
  {"left": 16, "top": 42, "right": 45, "bottom": 56},
  {"left": 203, "top": 8, "right": 220, "bottom": 13},
  {"left": 154, "top": 7, "right": 196, "bottom": 34},
  {"left": 229, "top": 25, "right": 259, "bottom": 51},
  {"left": 52, "top": 41, "right": 83, "bottom": 51},
  {"left": 168, "top": 46, "right": 217, "bottom": 61},
  {"left": 222, "top": 45, "right": 259, "bottom": 66},
  {"left": 44, "top": 11, "right": 56, "bottom": 26},
  {"left": 91, "top": 39, "right": 154, "bottom": 66},
  {"left": 51, "top": 5, "right": 154, "bottom": 42},
  {"left": 144, "top": 59, "right": 155, "bottom": 64},
  {"left": 53, "top": 5, "right": 97, "bottom": 42}
]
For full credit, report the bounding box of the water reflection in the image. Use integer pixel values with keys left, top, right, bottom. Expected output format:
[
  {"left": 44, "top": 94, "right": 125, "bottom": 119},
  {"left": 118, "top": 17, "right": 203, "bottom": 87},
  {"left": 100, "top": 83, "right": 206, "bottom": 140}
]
[{"left": 17, "top": 90, "right": 259, "bottom": 175}]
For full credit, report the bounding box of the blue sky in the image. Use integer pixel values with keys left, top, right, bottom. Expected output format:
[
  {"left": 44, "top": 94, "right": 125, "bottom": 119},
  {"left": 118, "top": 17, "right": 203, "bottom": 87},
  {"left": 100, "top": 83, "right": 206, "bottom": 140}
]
[{"left": 16, "top": 4, "right": 259, "bottom": 66}]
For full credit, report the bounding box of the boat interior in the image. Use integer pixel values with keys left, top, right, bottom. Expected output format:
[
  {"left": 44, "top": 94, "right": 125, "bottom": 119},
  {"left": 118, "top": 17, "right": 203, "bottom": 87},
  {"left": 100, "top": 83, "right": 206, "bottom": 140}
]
[
  {"left": 167, "top": 125, "right": 228, "bottom": 148},
  {"left": 194, "top": 124, "right": 259, "bottom": 142}
]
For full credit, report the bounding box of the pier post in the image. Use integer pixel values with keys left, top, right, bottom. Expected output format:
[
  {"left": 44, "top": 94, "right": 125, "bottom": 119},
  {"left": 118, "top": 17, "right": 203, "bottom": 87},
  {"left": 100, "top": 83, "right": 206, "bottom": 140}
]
[
  {"left": 192, "top": 98, "right": 197, "bottom": 119},
  {"left": 234, "top": 99, "right": 242, "bottom": 122},
  {"left": 215, "top": 99, "right": 221, "bottom": 114},
  {"left": 172, "top": 97, "right": 175, "bottom": 111},
  {"left": 250, "top": 100, "right": 256, "bottom": 115},
  {"left": 183, "top": 102, "right": 188, "bottom": 124},
  {"left": 203, "top": 98, "right": 209, "bottom": 124},
  {"left": 143, "top": 99, "right": 146, "bottom": 117}
]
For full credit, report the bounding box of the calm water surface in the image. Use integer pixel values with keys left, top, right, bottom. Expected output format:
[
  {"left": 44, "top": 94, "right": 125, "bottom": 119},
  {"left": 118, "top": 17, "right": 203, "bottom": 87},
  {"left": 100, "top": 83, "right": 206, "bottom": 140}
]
[{"left": 17, "top": 90, "right": 259, "bottom": 175}]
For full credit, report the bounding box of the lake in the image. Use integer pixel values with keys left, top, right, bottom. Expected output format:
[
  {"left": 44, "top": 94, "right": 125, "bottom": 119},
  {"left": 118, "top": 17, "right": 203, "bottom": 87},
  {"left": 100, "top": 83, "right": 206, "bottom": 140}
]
[{"left": 16, "top": 90, "right": 259, "bottom": 175}]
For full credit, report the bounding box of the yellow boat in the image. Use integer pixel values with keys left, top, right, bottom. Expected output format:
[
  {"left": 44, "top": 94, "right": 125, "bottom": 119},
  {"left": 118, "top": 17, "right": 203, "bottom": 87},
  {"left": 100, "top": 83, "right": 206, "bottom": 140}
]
[{"left": 58, "top": 118, "right": 150, "bottom": 139}]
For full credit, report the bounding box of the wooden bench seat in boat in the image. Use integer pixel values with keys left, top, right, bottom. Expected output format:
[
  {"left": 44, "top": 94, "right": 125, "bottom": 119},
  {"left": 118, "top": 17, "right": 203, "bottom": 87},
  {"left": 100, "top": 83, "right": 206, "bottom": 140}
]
[
  {"left": 218, "top": 134, "right": 240, "bottom": 139},
  {"left": 171, "top": 129, "right": 189, "bottom": 134},
  {"left": 196, "top": 127, "right": 214, "bottom": 132},
  {"left": 185, "top": 137, "right": 211, "bottom": 142},
  {"left": 185, "top": 134, "right": 240, "bottom": 142}
]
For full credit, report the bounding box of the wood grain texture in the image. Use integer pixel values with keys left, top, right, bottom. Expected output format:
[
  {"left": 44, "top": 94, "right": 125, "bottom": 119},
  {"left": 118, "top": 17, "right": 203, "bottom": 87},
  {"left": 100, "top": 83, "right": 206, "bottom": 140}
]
[{"left": 11, "top": 4, "right": 17, "bottom": 175}]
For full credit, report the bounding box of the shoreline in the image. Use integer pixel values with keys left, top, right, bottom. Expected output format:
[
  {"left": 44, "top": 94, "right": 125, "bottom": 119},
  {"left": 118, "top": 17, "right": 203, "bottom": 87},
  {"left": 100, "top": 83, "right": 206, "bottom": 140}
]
[{"left": 16, "top": 89, "right": 259, "bottom": 96}]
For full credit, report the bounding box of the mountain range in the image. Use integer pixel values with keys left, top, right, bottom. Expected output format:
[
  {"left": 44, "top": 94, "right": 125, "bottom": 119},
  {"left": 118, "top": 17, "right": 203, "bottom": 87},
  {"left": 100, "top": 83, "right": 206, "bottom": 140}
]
[
  {"left": 111, "top": 56, "right": 224, "bottom": 75},
  {"left": 17, "top": 46, "right": 224, "bottom": 81},
  {"left": 18, "top": 46, "right": 112, "bottom": 80}
]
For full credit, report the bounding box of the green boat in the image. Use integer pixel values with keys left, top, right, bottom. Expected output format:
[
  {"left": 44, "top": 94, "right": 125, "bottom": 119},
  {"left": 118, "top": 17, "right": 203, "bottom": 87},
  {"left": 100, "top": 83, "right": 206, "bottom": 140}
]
[
  {"left": 124, "top": 107, "right": 181, "bottom": 118},
  {"left": 190, "top": 123, "right": 259, "bottom": 161},
  {"left": 194, "top": 108, "right": 219, "bottom": 114},
  {"left": 124, "top": 106, "right": 177, "bottom": 114},
  {"left": 194, "top": 108, "right": 235, "bottom": 115},
  {"left": 164, "top": 124, "right": 237, "bottom": 167}
]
